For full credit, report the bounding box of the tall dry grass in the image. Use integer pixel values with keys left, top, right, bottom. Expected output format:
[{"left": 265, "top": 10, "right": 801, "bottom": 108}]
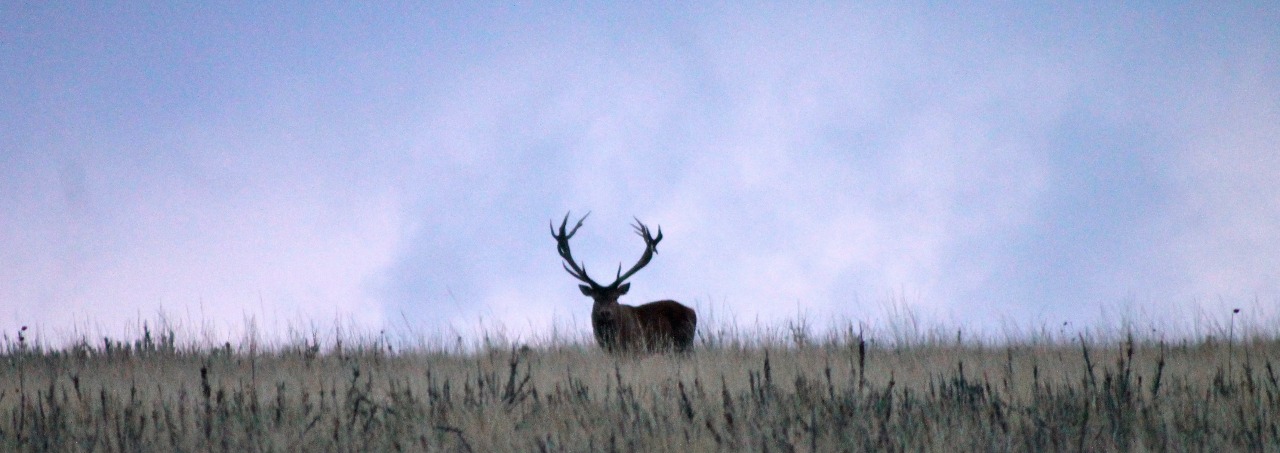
[{"left": 2, "top": 321, "right": 1279, "bottom": 451}]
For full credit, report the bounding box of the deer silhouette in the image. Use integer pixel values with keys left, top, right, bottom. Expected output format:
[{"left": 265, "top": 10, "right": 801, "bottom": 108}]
[{"left": 551, "top": 212, "right": 696, "bottom": 353}]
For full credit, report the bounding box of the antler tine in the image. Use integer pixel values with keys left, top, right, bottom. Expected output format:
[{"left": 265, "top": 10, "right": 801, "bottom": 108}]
[
  {"left": 632, "top": 216, "right": 662, "bottom": 245},
  {"left": 551, "top": 211, "right": 599, "bottom": 288},
  {"left": 550, "top": 211, "right": 590, "bottom": 239},
  {"left": 611, "top": 217, "right": 663, "bottom": 286},
  {"left": 562, "top": 262, "right": 595, "bottom": 285}
]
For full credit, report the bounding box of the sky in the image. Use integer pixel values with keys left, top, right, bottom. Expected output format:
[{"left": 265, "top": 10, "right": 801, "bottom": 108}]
[{"left": 2, "top": 3, "right": 1278, "bottom": 345}]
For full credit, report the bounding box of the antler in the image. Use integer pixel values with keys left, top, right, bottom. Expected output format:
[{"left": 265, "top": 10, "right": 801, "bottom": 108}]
[
  {"left": 609, "top": 217, "right": 662, "bottom": 287},
  {"left": 551, "top": 212, "right": 600, "bottom": 288}
]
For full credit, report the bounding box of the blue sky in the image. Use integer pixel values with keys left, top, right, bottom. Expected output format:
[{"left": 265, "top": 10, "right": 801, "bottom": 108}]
[{"left": 3, "top": 3, "right": 1278, "bottom": 343}]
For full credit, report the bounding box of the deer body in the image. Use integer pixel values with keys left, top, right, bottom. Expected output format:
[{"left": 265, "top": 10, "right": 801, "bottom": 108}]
[
  {"left": 552, "top": 213, "right": 697, "bottom": 353},
  {"left": 592, "top": 299, "right": 697, "bottom": 353}
]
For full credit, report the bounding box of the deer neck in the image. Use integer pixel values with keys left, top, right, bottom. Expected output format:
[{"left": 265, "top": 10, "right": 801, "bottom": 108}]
[{"left": 592, "top": 301, "right": 640, "bottom": 349}]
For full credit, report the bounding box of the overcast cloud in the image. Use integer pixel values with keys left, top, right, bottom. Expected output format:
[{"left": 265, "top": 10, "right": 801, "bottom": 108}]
[{"left": 2, "top": 3, "right": 1277, "bottom": 344}]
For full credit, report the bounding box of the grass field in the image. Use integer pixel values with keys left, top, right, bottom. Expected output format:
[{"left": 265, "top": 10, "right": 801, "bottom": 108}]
[{"left": 2, "top": 319, "right": 1279, "bottom": 452}]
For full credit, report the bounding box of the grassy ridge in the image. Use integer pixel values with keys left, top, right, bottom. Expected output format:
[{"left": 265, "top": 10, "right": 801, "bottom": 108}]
[{"left": 2, "top": 325, "right": 1279, "bottom": 451}]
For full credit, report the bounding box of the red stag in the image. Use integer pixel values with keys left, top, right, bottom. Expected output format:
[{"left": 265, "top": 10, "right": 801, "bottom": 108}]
[{"left": 551, "top": 212, "right": 697, "bottom": 353}]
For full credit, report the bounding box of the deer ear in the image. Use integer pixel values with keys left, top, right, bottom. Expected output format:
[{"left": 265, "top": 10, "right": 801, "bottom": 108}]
[
  {"left": 617, "top": 283, "right": 630, "bottom": 294},
  {"left": 579, "top": 285, "right": 593, "bottom": 296}
]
